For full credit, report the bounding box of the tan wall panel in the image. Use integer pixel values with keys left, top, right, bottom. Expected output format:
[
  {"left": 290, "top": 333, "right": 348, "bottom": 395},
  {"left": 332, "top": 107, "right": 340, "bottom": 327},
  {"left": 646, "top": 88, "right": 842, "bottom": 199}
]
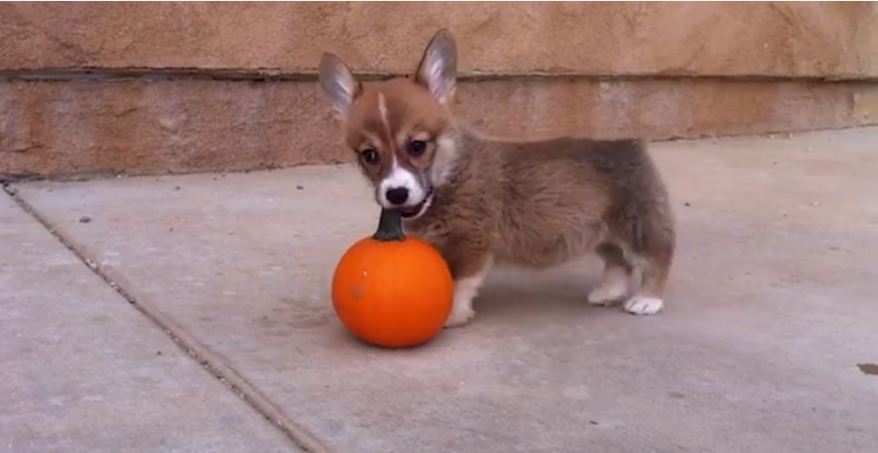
[
  {"left": 3, "top": 78, "right": 874, "bottom": 178},
  {"left": 1, "top": 2, "right": 875, "bottom": 78}
]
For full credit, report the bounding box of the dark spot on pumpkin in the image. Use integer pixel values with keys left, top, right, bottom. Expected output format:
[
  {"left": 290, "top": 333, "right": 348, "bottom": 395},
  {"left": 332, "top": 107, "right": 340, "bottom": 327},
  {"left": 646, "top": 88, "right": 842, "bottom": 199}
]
[
  {"left": 857, "top": 363, "right": 878, "bottom": 376},
  {"left": 351, "top": 285, "right": 364, "bottom": 301}
]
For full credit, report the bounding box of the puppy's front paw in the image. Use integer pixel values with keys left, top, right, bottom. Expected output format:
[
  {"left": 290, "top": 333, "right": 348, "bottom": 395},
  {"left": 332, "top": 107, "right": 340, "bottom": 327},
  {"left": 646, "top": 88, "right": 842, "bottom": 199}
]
[
  {"left": 623, "top": 295, "right": 664, "bottom": 315},
  {"left": 444, "top": 307, "right": 475, "bottom": 328},
  {"left": 444, "top": 271, "right": 486, "bottom": 328}
]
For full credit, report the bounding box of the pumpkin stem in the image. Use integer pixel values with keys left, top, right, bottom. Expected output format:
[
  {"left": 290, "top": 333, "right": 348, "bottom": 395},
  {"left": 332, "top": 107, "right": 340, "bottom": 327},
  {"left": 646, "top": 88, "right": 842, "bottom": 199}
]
[{"left": 372, "top": 208, "right": 406, "bottom": 241}]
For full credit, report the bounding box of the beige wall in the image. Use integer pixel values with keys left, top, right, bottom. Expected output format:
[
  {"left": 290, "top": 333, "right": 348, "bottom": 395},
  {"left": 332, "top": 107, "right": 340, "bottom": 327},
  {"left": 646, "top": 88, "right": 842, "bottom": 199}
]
[
  {"left": 1, "top": 2, "right": 877, "bottom": 177},
  {"left": 2, "top": 2, "right": 875, "bottom": 77}
]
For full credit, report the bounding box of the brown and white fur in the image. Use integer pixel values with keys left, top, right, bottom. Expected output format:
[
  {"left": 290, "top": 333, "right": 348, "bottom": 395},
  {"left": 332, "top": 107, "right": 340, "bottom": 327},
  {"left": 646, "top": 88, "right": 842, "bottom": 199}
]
[{"left": 319, "top": 30, "right": 675, "bottom": 327}]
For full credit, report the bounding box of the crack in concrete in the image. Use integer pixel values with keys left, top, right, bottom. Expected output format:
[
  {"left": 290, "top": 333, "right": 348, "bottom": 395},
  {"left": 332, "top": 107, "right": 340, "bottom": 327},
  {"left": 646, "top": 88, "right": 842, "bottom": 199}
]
[
  {"left": 1, "top": 144, "right": 45, "bottom": 154},
  {"left": 2, "top": 183, "right": 334, "bottom": 453}
]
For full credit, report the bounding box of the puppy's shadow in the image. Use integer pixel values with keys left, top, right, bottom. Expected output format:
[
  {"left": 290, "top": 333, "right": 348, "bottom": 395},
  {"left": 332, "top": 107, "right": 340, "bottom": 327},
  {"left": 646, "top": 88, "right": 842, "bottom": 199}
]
[{"left": 474, "top": 260, "right": 605, "bottom": 319}]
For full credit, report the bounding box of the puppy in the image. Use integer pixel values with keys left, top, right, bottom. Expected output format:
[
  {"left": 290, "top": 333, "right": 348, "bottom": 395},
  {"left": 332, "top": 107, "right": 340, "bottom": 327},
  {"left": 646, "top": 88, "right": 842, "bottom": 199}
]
[{"left": 318, "top": 30, "right": 675, "bottom": 327}]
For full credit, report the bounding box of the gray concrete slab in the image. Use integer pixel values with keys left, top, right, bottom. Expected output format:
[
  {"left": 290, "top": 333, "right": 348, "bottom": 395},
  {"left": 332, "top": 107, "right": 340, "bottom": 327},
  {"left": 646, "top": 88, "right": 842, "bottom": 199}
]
[
  {"left": 13, "top": 127, "right": 878, "bottom": 452},
  {"left": 0, "top": 194, "right": 298, "bottom": 452}
]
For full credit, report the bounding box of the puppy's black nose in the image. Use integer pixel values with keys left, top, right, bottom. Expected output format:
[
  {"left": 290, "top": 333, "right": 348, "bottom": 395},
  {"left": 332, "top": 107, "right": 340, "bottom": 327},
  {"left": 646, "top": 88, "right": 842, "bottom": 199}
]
[{"left": 386, "top": 187, "right": 409, "bottom": 205}]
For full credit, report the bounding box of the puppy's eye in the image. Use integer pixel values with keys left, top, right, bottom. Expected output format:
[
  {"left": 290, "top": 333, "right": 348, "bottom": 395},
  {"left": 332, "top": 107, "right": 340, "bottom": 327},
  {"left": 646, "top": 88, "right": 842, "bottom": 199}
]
[
  {"left": 408, "top": 140, "right": 428, "bottom": 157},
  {"left": 360, "top": 148, "right": 379, "bottom": 164}
]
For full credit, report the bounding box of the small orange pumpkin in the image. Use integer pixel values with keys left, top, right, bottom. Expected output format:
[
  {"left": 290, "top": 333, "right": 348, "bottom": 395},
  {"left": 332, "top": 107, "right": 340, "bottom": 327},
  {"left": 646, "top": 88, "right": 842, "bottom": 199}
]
[{"left": 332, "top": 209, "right": 453, "bottom": 348}]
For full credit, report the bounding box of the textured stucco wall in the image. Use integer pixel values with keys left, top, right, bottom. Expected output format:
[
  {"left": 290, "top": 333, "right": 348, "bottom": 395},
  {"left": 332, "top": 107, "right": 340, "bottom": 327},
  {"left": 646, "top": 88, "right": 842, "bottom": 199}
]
[
  {"left": 1, "top": 2, "right": 876, "bottom": 178},
  {"left": 2, "top": 2, "right": 875, "bottom": 77},
  {"left": 4, "top": 78, "right": 875, "bottom": 178}
]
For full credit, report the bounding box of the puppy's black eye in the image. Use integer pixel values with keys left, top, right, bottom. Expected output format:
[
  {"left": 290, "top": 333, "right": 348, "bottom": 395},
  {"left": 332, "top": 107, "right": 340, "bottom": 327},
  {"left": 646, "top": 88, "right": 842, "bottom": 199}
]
[
  {"left": 408, "top": 140, "right": 428, "bottom": 157},
  {"left": 360, "top": 148, "right": 379, "bottom": 164}
]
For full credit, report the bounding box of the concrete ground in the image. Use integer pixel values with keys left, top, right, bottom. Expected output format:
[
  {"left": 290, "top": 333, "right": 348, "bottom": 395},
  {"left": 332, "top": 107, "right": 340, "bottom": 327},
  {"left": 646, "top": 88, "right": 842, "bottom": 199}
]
[{"left": 3, "top": 127, "right": 878, "bottom": 453}]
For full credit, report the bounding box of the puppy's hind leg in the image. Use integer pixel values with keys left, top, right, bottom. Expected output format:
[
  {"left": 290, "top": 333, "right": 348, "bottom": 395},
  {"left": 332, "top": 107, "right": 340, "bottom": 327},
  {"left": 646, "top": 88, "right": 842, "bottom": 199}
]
[
  {"left": 623, "top": 257, "right": 670, "bottom": 315},
  {"left": 588, "top": 243, "right": 632, "bottom": 306},
  {"left": 623, "top": 217, "right": 675, "bottom": 316}
]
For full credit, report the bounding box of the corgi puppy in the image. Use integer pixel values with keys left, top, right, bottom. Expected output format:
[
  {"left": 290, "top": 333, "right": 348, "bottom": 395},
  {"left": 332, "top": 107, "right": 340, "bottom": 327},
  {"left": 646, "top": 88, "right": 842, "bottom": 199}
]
[{"left": 318, "top": 30, "right": 675, "bottom": 327}]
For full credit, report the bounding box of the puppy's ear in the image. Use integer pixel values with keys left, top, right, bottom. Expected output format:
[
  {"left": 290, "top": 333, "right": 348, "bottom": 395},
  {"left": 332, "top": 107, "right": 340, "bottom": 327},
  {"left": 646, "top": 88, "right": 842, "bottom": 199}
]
[
  {"left": 319, "top": 53, "right": 361, "bottom": 121},
  {"left": 415, "top": 29, "right": 457, "bottom": 105}
]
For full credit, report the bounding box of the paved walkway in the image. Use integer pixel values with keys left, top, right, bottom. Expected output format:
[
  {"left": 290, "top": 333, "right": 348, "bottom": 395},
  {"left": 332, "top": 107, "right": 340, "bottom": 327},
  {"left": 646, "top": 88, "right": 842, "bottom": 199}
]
[{"left": 3, "top": 128, "right": 878, "bottom": 452}]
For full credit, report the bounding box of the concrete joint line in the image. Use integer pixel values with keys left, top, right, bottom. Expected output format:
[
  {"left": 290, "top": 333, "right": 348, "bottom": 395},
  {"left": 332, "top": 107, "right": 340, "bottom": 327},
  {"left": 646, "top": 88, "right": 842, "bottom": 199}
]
[
  {"left": 2, "top": 184, "right": 334, "bottom": 453},
  {"left": 1, "top": 67, "right": 875, "bottom": 83}
]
